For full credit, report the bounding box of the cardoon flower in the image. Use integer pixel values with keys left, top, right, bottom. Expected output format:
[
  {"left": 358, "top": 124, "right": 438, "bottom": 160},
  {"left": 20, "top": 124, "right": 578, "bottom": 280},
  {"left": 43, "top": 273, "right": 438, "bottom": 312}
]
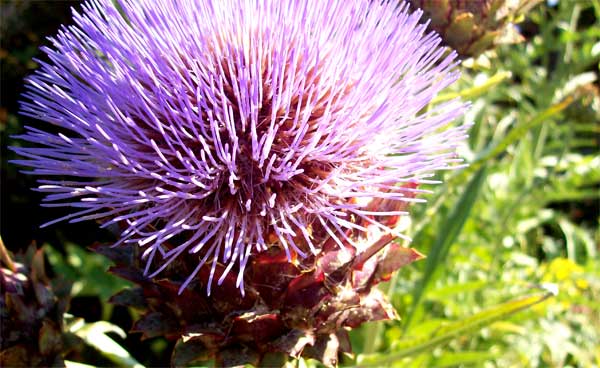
[{"left": 13, "top": 0, "right": 467, "bottom": 365}]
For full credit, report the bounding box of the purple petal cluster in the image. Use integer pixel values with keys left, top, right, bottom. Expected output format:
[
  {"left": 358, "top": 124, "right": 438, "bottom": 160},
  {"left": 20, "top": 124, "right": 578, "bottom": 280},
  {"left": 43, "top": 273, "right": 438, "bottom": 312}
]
[{"left": 13, "top": 0, "right": 467, "bottom": 295}]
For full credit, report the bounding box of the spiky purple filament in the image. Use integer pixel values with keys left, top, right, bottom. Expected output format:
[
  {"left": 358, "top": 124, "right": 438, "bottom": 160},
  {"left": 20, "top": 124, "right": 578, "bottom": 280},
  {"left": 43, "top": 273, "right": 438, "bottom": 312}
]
[{"left": 13, "top": 0, "right": 467, "bottom": 295}]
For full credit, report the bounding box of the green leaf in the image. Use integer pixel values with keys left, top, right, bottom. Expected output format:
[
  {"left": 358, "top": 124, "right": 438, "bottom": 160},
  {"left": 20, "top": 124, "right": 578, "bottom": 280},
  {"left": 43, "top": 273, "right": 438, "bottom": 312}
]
[
  {"left": 405, "top": 167, "right": 488, "bottom": 330},
  {"left": 46, "top": 243, "right": 131, "bottom": 300},
  {"left": 361, "top": 291, "right": 554, "bottom": 366},
  {"left": 71, "top": 321, "right": 144, "bottom": 368}
]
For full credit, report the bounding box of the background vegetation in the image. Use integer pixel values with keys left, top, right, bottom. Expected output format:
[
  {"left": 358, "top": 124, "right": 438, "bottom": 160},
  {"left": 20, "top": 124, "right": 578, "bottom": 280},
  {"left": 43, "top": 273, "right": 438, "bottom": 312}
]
[{"left": 1, "top": 0, "right": 598, "bottom": 367}]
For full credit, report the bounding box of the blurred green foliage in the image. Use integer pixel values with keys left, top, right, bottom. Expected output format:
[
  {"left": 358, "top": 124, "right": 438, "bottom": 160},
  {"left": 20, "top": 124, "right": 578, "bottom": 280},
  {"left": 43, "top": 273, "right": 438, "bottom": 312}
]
[
  {"left": 1, "top": 0, "right": 598, "bottom": 367},
  {"left": 45, "top": 244, "right": 131, "bottom": 316}
]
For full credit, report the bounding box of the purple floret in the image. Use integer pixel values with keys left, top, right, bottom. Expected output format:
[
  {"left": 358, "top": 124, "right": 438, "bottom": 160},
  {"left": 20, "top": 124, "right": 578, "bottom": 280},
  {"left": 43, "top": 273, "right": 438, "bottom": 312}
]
[{"left": 12, "top": 0, "right": 467, "bottom": 295}]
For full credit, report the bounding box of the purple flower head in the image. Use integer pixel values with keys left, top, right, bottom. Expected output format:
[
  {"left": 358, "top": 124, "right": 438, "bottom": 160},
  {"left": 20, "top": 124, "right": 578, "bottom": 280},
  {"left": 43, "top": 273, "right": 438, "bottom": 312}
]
[{"left": 13, "top": 0, "right": 467, "bottom": 295}]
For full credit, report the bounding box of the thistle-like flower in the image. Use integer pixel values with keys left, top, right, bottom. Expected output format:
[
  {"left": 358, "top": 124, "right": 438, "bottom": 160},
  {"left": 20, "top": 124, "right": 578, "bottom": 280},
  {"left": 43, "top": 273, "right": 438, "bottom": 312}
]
[
  {"left": 14, "top": 0, "right": 465, "bottom": 295},
  {"left": 13, "top": 0, "right": 469, "bottom": 364}
]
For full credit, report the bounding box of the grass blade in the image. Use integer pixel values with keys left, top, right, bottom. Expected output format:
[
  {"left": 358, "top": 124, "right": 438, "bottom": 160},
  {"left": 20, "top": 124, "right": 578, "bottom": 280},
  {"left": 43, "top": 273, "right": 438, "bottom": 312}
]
[
  {"left": 360, "top": 290, "right": 555, "bottom": 366},
  {"left": 404, "top": 167, "right": 488, "bottom": 331}
]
